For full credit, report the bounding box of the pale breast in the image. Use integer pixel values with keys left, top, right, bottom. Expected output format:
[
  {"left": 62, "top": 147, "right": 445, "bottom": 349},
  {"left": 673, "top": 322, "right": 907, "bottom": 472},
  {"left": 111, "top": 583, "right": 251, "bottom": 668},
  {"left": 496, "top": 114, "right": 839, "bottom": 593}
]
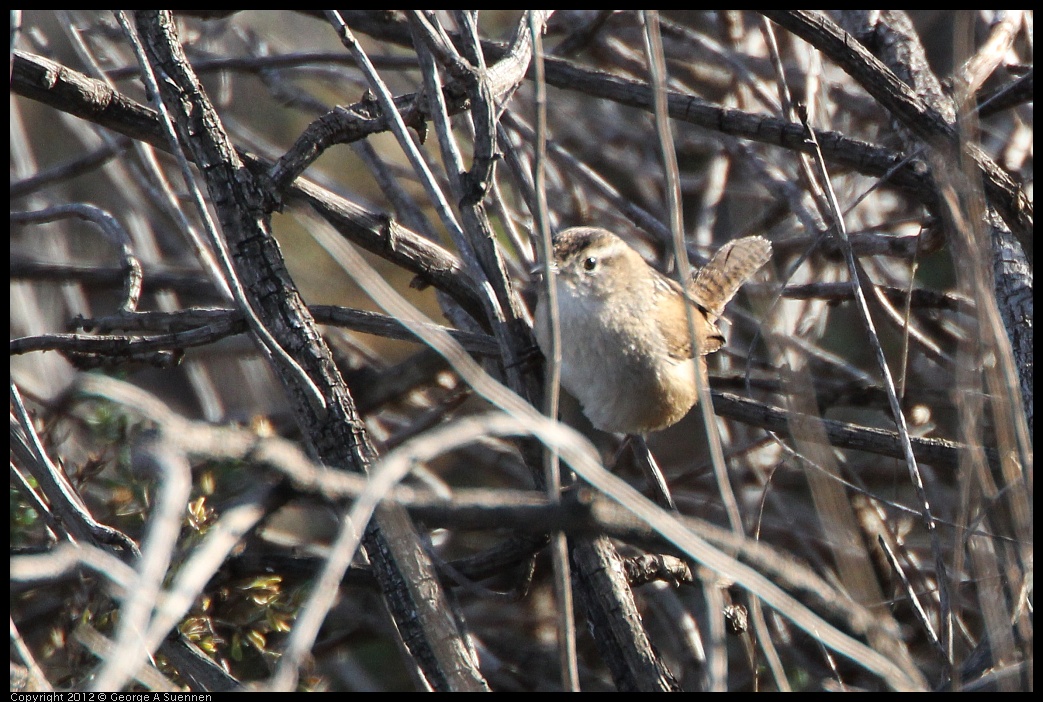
[{"left": 534, "top": 268, "right": 701, "bottom": 433}]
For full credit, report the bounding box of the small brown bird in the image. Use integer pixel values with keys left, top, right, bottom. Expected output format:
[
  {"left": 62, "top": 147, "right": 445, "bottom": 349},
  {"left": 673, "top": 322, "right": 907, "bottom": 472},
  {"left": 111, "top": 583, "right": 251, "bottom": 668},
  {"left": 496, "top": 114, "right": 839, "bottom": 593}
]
[{"left": 534, "top": 227, "right": 771, "bottom": 434}]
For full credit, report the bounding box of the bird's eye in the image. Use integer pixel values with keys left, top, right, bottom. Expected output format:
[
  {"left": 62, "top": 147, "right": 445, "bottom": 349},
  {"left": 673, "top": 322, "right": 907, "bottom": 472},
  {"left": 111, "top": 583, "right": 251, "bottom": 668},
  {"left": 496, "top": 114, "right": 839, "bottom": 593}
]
[{"left": 583, "top": 256, "right": 598, "bottom": 272}]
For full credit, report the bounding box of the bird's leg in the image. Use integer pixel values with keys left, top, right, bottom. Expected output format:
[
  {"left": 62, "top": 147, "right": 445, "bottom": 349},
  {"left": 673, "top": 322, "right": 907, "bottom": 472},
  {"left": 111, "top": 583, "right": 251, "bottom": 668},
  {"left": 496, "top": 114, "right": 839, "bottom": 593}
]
[{"left": 623, "top": 434, "right": 677, "bottom": 512}]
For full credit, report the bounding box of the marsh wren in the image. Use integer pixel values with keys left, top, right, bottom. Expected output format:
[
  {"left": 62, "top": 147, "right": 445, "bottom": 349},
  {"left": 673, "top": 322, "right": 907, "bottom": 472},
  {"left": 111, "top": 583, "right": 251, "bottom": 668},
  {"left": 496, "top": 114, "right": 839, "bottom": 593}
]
[{"left": 533, "top": 227, "right": 771, "bottom": 434}]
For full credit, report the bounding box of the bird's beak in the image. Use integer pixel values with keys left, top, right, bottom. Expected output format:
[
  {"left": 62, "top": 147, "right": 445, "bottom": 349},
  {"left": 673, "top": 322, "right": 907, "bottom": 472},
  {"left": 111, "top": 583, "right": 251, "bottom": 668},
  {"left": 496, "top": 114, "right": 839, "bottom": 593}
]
[{"left": 528, "top": 260, "right": 556, "bottom": 284}]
